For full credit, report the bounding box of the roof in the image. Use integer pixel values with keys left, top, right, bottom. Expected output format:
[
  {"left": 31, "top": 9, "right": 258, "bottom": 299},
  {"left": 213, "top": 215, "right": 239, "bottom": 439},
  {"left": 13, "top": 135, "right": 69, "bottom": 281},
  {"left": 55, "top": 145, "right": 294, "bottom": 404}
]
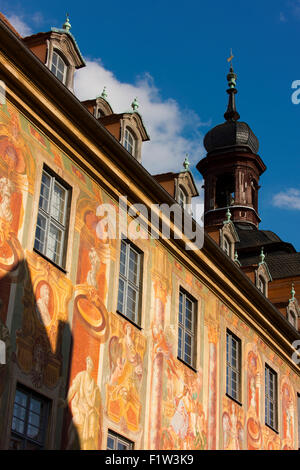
[{"left": 0, "top": 12, "right": 22, "bottom": 38}]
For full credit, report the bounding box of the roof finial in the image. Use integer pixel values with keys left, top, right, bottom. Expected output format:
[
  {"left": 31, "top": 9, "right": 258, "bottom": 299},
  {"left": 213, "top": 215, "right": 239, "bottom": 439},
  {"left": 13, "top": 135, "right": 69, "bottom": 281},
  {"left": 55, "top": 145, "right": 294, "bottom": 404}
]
[
  {"left": 63, "top": 13, "right": 71, "bottom": 32},
  {"left": 259, "top": 247, "right": 265, "bottom": 265},
  {"left": 223, "top": 208, "right": 232, "bottom": 224},
  {"left": 183, "top": 154, "right": 190, "bottom": 171},
  {"left": 101, "top": 86, "right": 108, "bottom": 99},
  {"left": 131, "top": 97, "right": 139, "bottom": 111},
  {"left": 224, "top": 50, "right": 240, "bottom": 122}
]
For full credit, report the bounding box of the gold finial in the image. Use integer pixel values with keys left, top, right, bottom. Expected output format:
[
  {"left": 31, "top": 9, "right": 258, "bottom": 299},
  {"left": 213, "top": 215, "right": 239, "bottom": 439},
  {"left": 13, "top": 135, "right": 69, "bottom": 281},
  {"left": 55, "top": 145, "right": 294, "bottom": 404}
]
[{"left": 227, "top": 48, "right": 234, "bottom": 66}]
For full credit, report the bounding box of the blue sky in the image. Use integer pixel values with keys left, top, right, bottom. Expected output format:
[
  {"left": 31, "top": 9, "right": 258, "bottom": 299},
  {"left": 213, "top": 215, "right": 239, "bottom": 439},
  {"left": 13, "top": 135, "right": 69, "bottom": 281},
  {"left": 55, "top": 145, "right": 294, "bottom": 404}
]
[{"left": 1, "top": 0, "right": 300, "bottom": 251}]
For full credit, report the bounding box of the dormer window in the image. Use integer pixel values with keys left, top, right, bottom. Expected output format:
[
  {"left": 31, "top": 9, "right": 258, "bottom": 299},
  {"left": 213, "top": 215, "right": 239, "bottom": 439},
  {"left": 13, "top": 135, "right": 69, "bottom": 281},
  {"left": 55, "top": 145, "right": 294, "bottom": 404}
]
[
  {"left": 124, "top": 128, "right": 136, "bottom": 156},
  {"left": 288, "top": 309, "right": 297, "bottom": 328},
  {"left": 178, "top": 186, "right": 187, "bottom": 209},
  {"left": 51, "top": 50, "right": 68, "bottom": 84},
  {"left": 258, "top": 275, "right": 266, "bottom": 295},
  {"left": 223, "top": 235, "right": 231, "bottom": 256}
]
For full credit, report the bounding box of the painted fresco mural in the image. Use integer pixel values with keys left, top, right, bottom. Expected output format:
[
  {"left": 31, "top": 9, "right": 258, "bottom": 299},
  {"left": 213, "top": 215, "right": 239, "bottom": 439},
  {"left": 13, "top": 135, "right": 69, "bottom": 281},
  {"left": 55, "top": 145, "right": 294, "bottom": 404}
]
[{"left": 0, "top": 98, "right": 300, "bottom": 450}]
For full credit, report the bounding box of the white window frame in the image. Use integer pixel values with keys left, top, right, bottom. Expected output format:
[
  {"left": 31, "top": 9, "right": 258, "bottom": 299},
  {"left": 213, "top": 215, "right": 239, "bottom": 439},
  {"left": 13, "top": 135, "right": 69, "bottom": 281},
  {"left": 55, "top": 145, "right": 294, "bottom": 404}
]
[
  {"left": 34, "top": 168, "right": 70, "bottom": 268},
  {"left": 258, "top": 275, "right": 266, "bottom": 295},
  {"left": 178, "top": 186, "right": 187, "bottom": 209},
  {"left": 226, "top": 330, "right": 241, "bottom": 402},
  {"left": 178, "top": 288, "right": 197, "bottom": 368},
  {"left": 117, "top": 239, "right": 142, "bottom": 325},
  {"left": 124, "top": 128, "right": 136, "bottom": 156},
  {"left": 50, "top": 50, "right": 68, "bottom": 85},
  {"left": 223, "top": 235, "right": 231, "bottom": 256},
  {"left": 107, "top": 430, "right": 133, "bottom": 450},
  {"left": 288, "top": 308, "right": 297, "bottom": 329},
  {"left": 265, "top": 364, "right": 278, "bottom": 431}
]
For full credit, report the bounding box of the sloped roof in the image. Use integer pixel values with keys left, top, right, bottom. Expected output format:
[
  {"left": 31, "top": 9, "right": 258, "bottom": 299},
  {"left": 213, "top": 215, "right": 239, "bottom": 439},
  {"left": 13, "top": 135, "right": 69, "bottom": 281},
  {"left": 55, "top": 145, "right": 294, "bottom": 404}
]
[{"left": 0, "top": 12, "right": 22, "bottom": 38}]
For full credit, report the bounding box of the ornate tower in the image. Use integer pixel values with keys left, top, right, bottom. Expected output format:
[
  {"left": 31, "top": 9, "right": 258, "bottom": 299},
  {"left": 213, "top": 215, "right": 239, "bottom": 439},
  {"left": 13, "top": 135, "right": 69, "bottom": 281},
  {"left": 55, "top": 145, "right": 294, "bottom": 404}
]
[{"left": 197, "top": 65, "right": 266, "bottom": 229}]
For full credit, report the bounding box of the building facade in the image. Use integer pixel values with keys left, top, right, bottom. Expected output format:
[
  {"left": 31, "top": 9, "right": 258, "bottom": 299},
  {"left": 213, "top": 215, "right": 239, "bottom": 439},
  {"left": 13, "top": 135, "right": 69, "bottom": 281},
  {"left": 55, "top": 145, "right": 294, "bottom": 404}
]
[{"left": 0, "top": 14, "right": 300, "bottom": 451}]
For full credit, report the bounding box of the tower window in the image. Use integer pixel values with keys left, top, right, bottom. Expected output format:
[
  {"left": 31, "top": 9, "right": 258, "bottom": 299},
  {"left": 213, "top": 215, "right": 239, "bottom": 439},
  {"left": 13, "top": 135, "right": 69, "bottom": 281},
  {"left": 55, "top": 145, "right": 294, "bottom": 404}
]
[
  {"left": 215, "top": 174, "right": 235, "bottom": 208},
  {"left": 51, "top": 51, "right": 68, "bottom": 84},
  {"left": 124, "top": 128, "right": 136, "bottom": 156}
]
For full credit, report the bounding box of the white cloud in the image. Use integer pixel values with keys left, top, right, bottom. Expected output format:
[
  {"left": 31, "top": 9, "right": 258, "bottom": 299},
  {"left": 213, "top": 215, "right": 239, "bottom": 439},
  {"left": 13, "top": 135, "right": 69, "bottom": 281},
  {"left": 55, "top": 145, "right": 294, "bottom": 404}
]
[
  {"left": 74, "top": 59, "right": 206, "bottom": 176},
  {"left": 6, "top": 13, "right": 33, "bottom": 37},
  {"left": 272, "top": 188, "right": 300, "bottom": 209}
]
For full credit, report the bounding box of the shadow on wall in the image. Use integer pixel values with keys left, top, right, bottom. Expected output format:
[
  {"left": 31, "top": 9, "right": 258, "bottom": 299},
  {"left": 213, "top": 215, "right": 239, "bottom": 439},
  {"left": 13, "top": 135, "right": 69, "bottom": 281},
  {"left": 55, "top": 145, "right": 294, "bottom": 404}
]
[{"left": 0, "top": 256, "right": 80, "bottom": 450}]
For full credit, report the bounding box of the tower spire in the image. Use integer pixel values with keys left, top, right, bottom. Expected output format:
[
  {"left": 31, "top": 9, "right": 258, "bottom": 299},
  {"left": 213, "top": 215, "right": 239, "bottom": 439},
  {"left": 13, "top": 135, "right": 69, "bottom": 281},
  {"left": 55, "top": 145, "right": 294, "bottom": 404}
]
[{"left": 224, "top": 54, "right": 240, "bottom": 122}]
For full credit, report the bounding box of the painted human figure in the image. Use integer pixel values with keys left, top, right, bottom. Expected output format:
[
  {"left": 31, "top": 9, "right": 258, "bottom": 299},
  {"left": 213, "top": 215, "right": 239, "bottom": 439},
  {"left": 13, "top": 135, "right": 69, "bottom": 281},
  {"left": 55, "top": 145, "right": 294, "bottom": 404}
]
[
  {"left": 36, "top": 283, "right": 51, "bottom": 326},
  {"left": 66, "top": 356, "right": 101, "bottom": 450},
  {"left": 86, "top": 247, "right": 100, "bottom": 288}
]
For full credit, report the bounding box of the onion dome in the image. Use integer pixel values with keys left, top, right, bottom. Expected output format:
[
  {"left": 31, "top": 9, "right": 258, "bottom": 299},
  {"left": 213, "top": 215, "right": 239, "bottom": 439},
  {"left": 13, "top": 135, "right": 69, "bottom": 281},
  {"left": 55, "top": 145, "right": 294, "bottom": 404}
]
[{"left": 204, "top": 65, "right": 259, "bottom": 155}]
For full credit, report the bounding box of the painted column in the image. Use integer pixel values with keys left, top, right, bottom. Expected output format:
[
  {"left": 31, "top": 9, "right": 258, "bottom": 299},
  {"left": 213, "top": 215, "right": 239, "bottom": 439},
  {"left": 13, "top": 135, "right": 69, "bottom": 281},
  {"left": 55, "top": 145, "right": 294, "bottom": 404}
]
[{"left": 207, "top": 323, "right": 219, "bottom": 450}]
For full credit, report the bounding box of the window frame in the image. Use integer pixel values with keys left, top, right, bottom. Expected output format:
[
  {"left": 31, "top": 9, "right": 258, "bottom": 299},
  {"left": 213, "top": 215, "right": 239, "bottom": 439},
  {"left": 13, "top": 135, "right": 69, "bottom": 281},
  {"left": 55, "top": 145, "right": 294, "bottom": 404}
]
[
  {"left": 107, "top": 430, "right": 134, "bottom": 450},
  {"left": 117, "top": 239, "right": 143, "bottom": 326},
  {"left": 177, "top": 288, "right": 197, "bottom": 369},
  {"left": 258, "top": 275, "right": 266, "bottom": 295},
  {"left": 10, "top": 384, "right": 50, "bottom": 450},
  {"left": 178, "top": 186, "right": 187, "bottom": 209},
  {"left": 50, "top": 50, "right": 68, "bottom": 85},
  {"left": 124, "top": 128, "right": 136, "bottom": 157},
  {"left": 288, "top": 308, "right": 297, "bottom": 329},
  {"left": 265, "top": 364, "right": 278, "bottom": 432},
  {"left": 34, "top": 167, "right": 71, "bottom": 269},
  {"left": 226, "top": 329, "right": 242, "bottom": 403}
]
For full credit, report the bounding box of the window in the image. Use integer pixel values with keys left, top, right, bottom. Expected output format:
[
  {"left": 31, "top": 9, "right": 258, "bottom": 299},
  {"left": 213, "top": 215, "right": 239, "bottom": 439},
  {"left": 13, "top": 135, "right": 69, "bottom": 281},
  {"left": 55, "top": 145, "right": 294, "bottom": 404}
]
[
  {"left": 226, "top": 330, "right": 241, "bottom": 402},
  {"left": 178, "top": 289, "right": 197, "bottom": 368},
  {"left": 10, "top": 385, "right": 50, "bottom": 450},
  {"left": 34, "top": 169, "right": 70, "bottom": 268},
  {"left": 265, "top": 364, "right": 278, "bottom": 431},
  {"left": 223, "top": 236, "right": 231, "bottom": 256},
  {"left": 288, "top": 309, "right": 297, "bottom": 329},
  {"left": 178, "top": 186, "right": 187, "bottom": 209},
  {"left": 124, "top": 128, "right": 136, "bottom": 156},
  {"left": 51, "top": 51, "right": 68, "bottom": 84},
  {"left": 258, "top": 275, "right": 266, "bottom": 295},
  {"left": 107, "top": 430, "right": 133, "bottom": 450},
  {"left": 117, "top": 239, "right": 142, "bottom": 325}
]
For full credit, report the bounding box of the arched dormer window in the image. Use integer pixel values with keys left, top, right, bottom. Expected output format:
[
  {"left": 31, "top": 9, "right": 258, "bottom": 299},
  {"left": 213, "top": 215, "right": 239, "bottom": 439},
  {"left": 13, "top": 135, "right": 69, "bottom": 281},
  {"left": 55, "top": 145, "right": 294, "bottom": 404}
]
[
  {"left": 51, "top": 50, "right": 68, "bottom": 84},
  {"left": 178, "top": 186, "right": 187, "bottom": 209},
  {"left": 223, "top": 235, "right": 231, "bottom": 256},
  {"left": 258, "top": 275, "right": 266, "bottom": 295},
  {"left": 288, "top": 309, "right": 297, "bottom": 328},
  {"left": 124, "top": 128, "right": 136, "bottom": 156}
]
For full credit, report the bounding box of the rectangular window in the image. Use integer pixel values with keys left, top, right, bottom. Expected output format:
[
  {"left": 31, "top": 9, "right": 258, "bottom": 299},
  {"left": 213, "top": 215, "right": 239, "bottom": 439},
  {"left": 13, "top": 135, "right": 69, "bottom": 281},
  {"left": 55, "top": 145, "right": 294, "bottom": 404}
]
[
  {"left": 226, "top": 330, "right": 241, "bottom": 402},
  {"left": 107, "top": 430, "right": 133, "bottom": 450},
  {"left": 265, "top": 364, "right": 278, "bottom": 431},
  {"left": 34, "top": 168, "right": 70, "bottom": 268},
  {"left": 178, "top": 289, "right": 197, "bottom": 368},
  {"left": 9, "top": 385, "right": 50, "bottom": 450},
  {"left": 117, "top": 239, "right": 142, "bottom": 325}
]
